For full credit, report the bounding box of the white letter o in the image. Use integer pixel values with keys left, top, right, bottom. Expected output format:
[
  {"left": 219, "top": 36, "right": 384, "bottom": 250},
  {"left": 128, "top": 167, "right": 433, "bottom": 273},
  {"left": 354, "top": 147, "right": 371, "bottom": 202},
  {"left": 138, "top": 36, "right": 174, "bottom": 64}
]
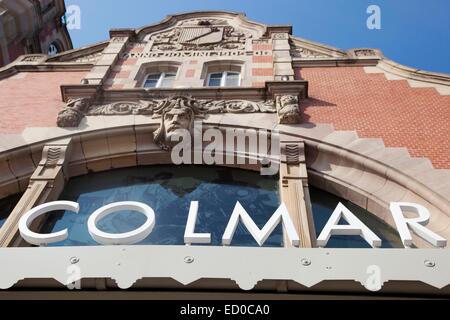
[{"left": 88, "top": 202, "right": 155, "bottom": 245}]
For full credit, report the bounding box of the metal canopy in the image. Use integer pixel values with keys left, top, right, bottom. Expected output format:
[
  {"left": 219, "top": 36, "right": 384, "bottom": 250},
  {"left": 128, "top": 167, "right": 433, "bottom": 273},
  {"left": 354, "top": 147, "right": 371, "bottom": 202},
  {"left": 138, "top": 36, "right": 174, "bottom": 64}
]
[{"left": 0, "top": 246, "right": 449, "bottom": 293}]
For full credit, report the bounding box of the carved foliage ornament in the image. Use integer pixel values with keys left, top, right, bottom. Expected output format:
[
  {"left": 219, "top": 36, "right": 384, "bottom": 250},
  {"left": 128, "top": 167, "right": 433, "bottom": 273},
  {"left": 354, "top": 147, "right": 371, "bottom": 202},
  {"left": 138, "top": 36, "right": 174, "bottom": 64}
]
[
  {"left": 276, "top": 95, "right": 301, "bottom": 125},
  {"left": 57, "top": 95, "right": 302, "bottom": 127},
  {"left": 289, "top": 39, "right": 331, "bottom": 58},
  {"left": 57, "top": 97, "right": 92, "bottom": 128},
  {"left": 86, "top": 96, "right": 276, "bottom": 117}
]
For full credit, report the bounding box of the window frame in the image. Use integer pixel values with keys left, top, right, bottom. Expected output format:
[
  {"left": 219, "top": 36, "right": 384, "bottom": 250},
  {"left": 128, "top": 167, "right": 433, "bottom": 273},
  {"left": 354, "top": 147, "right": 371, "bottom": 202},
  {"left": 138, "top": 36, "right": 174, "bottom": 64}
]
[{"left": 206, "top": 71, "right": 241, "bottom": 88}]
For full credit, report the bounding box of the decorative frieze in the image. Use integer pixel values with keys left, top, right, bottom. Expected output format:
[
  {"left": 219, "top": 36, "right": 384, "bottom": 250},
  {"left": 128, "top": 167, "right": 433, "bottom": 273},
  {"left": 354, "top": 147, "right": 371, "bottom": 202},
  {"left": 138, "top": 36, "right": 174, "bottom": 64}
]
[
  {"left": 272, "top": 33, "right": 289, "bottom": 40},
  {"left": 120, "top": 50, "right": 270, "bottom": 59},
  {"left": 290, "top": 47, "right": 330, "bottom": 58},
  {"left": 21, "top": 56, "right": 43, "bottom": 62},
  {"left": 354, "top": 49, "right": 377, "bottom": 57},
  {"left": 111, "top": 37, "right": 128, "bottom": 43},
  {"left": 87, "top": 97, "right": 276, "bottom": 117}
]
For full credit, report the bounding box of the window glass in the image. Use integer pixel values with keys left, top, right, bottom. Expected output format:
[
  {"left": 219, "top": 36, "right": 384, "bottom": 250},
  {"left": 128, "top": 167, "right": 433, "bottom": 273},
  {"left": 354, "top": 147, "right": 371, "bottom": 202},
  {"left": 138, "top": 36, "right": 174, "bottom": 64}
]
[
  {"left": 47, "top": 42, "right": 59, "bottom": 56},
  {"left": 310, "top": 186, "right": 403, "bottom": 248},
  {"left": 208, "top": 72, "right": 223, "bottom": 87},
  {"left": 0, "top": 194, "right": 22, "bottom": 228},
  {"left": 160, "top": 73, "right": 176, "bottom": 88},
  {"left": 44, "top": 166, "right": 282, "bottom": 247},
  {"left": 143, "top": 73, "right": 161, "bottom": 88},
  {"left": 225, "top": 72, "right": 240, "bottom": 87}
]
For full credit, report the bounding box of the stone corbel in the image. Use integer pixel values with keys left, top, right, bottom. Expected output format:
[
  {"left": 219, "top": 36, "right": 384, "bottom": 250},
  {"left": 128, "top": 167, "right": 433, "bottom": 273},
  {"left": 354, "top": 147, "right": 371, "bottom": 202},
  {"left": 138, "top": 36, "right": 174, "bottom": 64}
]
[
  {"left": 279, "top": 140, "right": 316, "bottom": 248},
  {"left": 0, "top": 139, "right": 73, "bottom": 247},
  {"left": 266, "top": 81, "right": 308, "bottom": 125}
]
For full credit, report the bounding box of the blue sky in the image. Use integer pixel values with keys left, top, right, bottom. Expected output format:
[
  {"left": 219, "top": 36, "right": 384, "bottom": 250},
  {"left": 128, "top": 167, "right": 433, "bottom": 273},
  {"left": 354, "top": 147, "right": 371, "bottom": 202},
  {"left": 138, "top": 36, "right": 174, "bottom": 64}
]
[{"left": 66, "top": 0, "right": 450, "bottom": 73}]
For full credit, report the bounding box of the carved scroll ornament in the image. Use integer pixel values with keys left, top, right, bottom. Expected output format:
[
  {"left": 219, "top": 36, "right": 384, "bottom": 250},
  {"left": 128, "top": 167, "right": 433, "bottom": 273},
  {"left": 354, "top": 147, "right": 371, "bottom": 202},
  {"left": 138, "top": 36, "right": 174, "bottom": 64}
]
[
  {"left": 57, "top": 95, "right": 301, "bottom": 133},
  {"left": 85, "top": 96, "right": 276, "bottom": 117}
]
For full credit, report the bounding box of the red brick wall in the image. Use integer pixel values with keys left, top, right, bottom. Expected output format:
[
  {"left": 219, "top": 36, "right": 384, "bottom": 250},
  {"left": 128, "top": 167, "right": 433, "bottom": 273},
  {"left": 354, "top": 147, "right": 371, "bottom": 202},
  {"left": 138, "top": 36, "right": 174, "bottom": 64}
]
[
  {"left": 295, "top": 67, "right": 450, "bottom": 169},
  {"left": 0, "top": 72, "right": 86, "bottom": 134}
]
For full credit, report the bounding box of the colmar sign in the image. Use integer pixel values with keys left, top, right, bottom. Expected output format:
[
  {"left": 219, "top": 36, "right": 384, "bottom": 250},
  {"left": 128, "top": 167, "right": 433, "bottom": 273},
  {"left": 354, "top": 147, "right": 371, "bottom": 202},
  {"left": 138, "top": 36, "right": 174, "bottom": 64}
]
[{"left": 18, "top": 201, "right": 447, "bottom": 248}]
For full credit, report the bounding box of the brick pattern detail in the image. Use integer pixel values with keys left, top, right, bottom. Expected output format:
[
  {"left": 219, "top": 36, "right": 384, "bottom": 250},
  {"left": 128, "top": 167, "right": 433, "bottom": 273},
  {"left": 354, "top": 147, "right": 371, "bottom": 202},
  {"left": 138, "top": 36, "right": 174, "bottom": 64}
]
[
  {"left": 295, "top": 67, "right": 450, "bottom": 169},
  {"left": 252, "top": 56, "right": 273, "bottom": 63},
  {"left": 252, "top": 68, "right": 274, "bottom": 77},
  {"left": 252, "top": 44, "right": 272, "bottom": 51},
  {"left": 0, "top": 72, "right": 86, "bottom": 133}
]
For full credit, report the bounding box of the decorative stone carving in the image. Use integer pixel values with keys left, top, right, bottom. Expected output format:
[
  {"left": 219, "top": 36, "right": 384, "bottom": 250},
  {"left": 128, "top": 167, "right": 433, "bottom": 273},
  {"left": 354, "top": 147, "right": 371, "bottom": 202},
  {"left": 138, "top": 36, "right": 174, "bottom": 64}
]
[
  {"left": 289, "top": 39, "right": 331, "bottom": 58},
  {"left": 290, "top": 47, "right": 330, "bottom": 58},
  {"left": 281, "top": 144, "right": 302, "bottom": 165},
  {"left": 21, "top": 56, "right": 43, "bottom": 62},
  {"left": 71, "top": 51, "right": 103, "bottom": 63},
  {"left": 272, "top": 33, "right": 289, "bottom": 40},
  {"left": 152, "top": 96, "right": 202, "bottom": 150},
  {"left": 354, "top": 49, "right": 377, "bottom": 57},
  {"left": 179, "top": 19, "right": 228, "bottom": 26},
  {"left": 150, "top": 19, "right": 250, "bottom": 51},
  {"left": 44, "top": 148, "right": 62, "bottom": 167},
  {"left": 56, "top": 98, "right": 92, "bottom": 128},
  {"left": 111, "top": 37, "right": 128, "bottom": 43},
  {"left": 87, "top": 101, "right": 154, "bottom": 116},
  {"left": 276, "top": 95, "right": 301, "bottom": 124},
  {"left": 86, "top": 96, "right": 276, "bottom": 117},
  {"left": 56, "top": 95, "right": 301, "bottom": 132}
]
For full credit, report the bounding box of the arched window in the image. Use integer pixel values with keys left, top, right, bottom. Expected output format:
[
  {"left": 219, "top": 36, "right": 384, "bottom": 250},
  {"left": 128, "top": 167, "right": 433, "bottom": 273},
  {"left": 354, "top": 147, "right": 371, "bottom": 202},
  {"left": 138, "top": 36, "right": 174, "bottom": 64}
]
[
  {"left": 137, "top": 61, "right": 180, "bottom": 88},
  {"left": 47, "top": 41, "right": 61, "bottom": 56},
  {"left": 143, "top": 72, "right": 176, "bottom": 88},
  {"left": 202, "top": 60, "right": 244, "bottom": 87},
  {"left": 43, "top": 166, "right": 282, "bottom": 247}
]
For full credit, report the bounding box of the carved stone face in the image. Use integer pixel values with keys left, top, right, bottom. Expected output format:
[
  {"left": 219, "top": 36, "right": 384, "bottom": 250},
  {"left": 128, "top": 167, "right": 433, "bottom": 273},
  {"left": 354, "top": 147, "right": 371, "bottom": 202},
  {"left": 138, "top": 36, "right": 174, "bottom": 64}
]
[{"left": 163, "top": 107, "right": 192, "bottom": 141}]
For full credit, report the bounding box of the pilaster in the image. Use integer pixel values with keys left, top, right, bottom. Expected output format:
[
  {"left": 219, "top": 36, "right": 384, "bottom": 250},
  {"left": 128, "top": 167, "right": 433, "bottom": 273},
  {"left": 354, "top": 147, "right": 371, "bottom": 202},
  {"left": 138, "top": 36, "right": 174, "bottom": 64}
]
[{"left": 0, "top": 139, "right": 72, "bottom": 247}]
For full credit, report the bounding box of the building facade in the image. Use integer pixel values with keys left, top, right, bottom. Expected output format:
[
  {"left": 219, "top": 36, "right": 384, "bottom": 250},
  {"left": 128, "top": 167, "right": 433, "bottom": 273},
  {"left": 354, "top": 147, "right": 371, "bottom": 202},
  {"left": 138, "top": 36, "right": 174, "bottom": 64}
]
[
  {"left": 0, "top": 11, "right": 449, "bottom": 299},
  {"left": 0, "top": 0, "right": 72, "bottom": 67}
]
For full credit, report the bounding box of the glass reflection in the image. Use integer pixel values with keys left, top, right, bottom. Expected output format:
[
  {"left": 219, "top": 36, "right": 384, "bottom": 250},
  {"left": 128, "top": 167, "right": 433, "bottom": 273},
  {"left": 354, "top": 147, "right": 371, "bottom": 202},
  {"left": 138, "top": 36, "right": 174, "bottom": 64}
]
[
  {"left": 0, "top": 194, "right": 22, "bottom": 228},
  {"left": 310, "top": 186, "right": 403, "bottom": 248},
  {"left": 43, "top": 166, "right": 282, "bottom": 247}
]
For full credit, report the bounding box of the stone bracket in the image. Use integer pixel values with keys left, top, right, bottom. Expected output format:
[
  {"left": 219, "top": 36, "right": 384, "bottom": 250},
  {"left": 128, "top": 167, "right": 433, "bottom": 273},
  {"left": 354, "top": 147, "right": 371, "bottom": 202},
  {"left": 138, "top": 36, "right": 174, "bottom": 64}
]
[
  {"left": 0, "top": 139, "right": 73, "bottom": 247},
  {"left": 279, "top": 140, "right": 315, "bottom": 247}
]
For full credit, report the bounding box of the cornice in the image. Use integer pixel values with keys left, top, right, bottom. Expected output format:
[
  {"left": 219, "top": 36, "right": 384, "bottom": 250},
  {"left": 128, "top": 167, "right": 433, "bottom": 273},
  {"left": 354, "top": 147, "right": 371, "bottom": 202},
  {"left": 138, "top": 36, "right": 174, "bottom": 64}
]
[
  {"left": 290, "top": 35, "right": 450, "bottom": 86},
  {"left": 133, "top": 11, "right": 269, "bottom": 40},
  {"left": 59, "top": 81, "right": 309, "bottom": 103}
]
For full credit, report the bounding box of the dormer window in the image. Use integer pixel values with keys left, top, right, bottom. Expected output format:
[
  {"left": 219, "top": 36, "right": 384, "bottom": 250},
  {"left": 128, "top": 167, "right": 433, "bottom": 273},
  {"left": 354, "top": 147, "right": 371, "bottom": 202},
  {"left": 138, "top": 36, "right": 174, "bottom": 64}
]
[
  {"left": 207, "top": 71, "right": 241, "bottom": 87},
  {"left": 144, "top": 72, "right": 176, "bottom": 88}
]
